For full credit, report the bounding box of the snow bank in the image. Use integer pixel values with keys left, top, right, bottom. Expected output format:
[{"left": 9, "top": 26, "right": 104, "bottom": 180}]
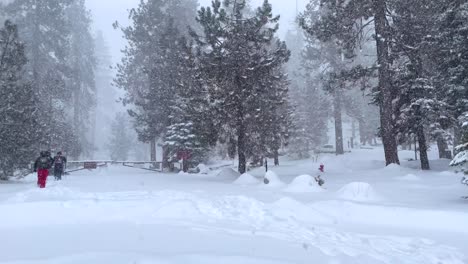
[
  {"left": 396, "top": 174, "right": 421, "bottom": 181},
  {"left": 197, "top": 164, "right": 209, "bottom": 174},
  {"left": 382, "top": 163, "right": 403, "bottom": 172},
  {"left": 216, "top": 168, "right": 240, "bottom": 181},
  {"left": 233, "top": 173, "right": 261, "bottom": 185},
  {"left": 337, "top": 182, "right": 381, "bottom": 202},
  {"left": 262, "top": 171, "right": 284, "bottom": 187},
  {"left": 284, "top": 175, "right": 325, "bottom": 193}
]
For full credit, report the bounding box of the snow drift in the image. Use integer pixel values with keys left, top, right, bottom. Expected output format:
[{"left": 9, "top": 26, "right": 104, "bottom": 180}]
[
  {"left": 216, "top": 168, "right": 240, "bottom": 181},
  {"left": 337, "top": 182, "right": 381, "bottom": 202},
  {"left": 262, "top": 171, "right": 284, "bottom": 187},
  {"left": 233, "top": 173, "right": 261, "bottom": 185},
  {"left": 396, "top": 174, "right": 422, "bottom": 181},
  {"left": 284, "top": 175, "right": 325, "bottom": 193}
]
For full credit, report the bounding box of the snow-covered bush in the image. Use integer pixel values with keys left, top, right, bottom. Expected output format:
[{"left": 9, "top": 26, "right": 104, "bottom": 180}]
[
  {"left": 462, "top": 176, "right": 468, "bottom": 186},
  {"left": 164, "top": 122, "right": 207, "bottom": 164},
  {"left": 450, "top": 113, "right": 468, "bottom": 186}
]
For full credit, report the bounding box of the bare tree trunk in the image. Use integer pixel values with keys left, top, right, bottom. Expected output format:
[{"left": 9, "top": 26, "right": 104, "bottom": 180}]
[
  {"left": 274, "top": 148, "right": 279, "bottom": 166},
  {"left": 417, "top": 127, "right": 430, "bottom": 170},
  {"left": 228, "top": 138, "right": 237, "bottom": 159},
  {"left": 334, "top": 91, "right": 344, "bottom": 155},
  {"left": 150, "top": 138, "right": 156, "bottom": 161},
  {"left": 359, "top": 119, "right": 366, "bottom": 145},
  {"left": 162, "top": 145, "right": 169, "bottom": 170},
  {"left": 237, "top": 122, "right": 247, "bottom": 174},
  {"left": 73, "top": 87, "right": 81, "bottom": 159},
  {"left": 90, "top": 107, "right": 97, "bottom": 159},
  {"left": 437, "top": 136, "right": 451, "bottom": 159},
  {"left": 454, "top": 126, "right": 462, "bottom": 155},
  {"left": 373, "top": 0, "right": 400, "bottom": 165}
]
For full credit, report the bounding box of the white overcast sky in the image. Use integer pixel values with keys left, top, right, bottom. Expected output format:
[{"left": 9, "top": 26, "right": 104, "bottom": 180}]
[{"left": 85, "top": 0, "right": 307, "bottom": 64}]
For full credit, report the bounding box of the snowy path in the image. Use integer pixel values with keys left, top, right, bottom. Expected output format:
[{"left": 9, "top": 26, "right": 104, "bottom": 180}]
[{"left": 1, "top": 149, "right": 467, "bottom": 264}]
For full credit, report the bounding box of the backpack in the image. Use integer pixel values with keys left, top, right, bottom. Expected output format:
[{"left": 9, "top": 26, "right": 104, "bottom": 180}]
[
  {"left": 38, "top": 157, "right": 50, "bottom": 169},
  {"left": 55, "top": 156, "right": 62, "bottom": 164}
]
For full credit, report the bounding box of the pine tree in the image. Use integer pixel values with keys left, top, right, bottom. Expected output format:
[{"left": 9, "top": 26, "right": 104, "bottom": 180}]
[
  {"left": 193, "top": 0, "right": 290, "bottom": 173},
  {"left": 94, "top": 31, "right": 116, "bottom": 158},
  {"left": 6, "top": 0, "right": 79, "bottom": 154},
  {"left": 301, "top": 0, "right": 400, "bottom": 165},
  {"left": 450, "top": 113, "right": 468, "bottom": 187},
  {"left": 164, "top": 122, "right": 202, "bottom": 171},
  {"left": 300, "top": 1, "right": 356, "bottom": 156},
  {"left": 248, "top": 66, "right": 290, "bottom": 166},
  {"left": 116, "top": 0, "right": 202, "bottom": 166},
  {"left": 434, "top": 1, "right": 468, "bottom": 154},
  {"left": 289, "top": 85, "right": 330, "bottom": 158},
  {"left": 66, "top": 0, "right": 96, "bottom": 159},
  {"left": 107, "top": 113, "right": 133, "bottom": 161},
  {"left": 0, "top": 20, "right": 40, "bottom": 180},
  {"left": 284, "top": 28, "right": 330, "bottom": 159}
]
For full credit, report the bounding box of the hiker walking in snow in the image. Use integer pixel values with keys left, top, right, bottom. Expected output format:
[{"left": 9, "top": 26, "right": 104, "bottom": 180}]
[
  {"left": 34, "top": 151, "right": 53, "bottom": 188},
  {"left": 53, "top": 151, "right": 67, "bottom": 180}
]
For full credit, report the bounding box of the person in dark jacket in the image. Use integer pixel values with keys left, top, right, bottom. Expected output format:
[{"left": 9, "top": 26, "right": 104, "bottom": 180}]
[
  {"left": 34, "top": 151, "right": 53, "bottom": 188},
  {"left": 53, "top": 151, "right": 67, "bottom": 180}
]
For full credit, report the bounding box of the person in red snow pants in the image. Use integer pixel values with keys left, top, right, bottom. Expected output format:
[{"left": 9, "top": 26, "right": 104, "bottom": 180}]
[
  {"left": 37, "top": 168, "right": 49, "bottom": 188},
  {"left": 34, "top": 151, "right": 53, "bottom": 188}
]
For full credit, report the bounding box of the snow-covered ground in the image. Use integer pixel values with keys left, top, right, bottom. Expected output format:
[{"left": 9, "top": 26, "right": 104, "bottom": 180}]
[{"left": 1, "top": 148, "right": 467, "bottom": 264}]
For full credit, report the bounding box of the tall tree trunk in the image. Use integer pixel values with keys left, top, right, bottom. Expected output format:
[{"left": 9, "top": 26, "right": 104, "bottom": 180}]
[
  {"left": 162, "top": 145, "right": 169, "bottom": 170},
  {"left": 334, "top": 91, "right": 344, "bottom": 155},
  {"left": 359, "top": 119, "right": 366, "bottom": 145},
  {"left": 351, "top": 120, "right": 356, "bottom": 149},
  {"left": 90, "top": 106, "right": 97, "bottom": 159},
  {"left": 228, "top": 138, "right": 237, "bottom": 159},
  {"left": 150, "top": 138, "right": 156, "bottom": 161},
  {"left": 417, "top": 126, "right": 430, "bottom": 170},
  {"left": 274, "top": 148, "right": 279, "bottom": 166},
  {"left": 373, "top": 0, "right": 400, "bottom": 165},
  {"left": 454, "top": 125, "right": 462, "bottom": 155},
  {"left": 73, "top": 88, "right": 81, "bottom": 159},
  {"left": 437, "top": 136, "right": 451, "bottom": 159},
  {"left": 237, "top": 122, "right": 247, "bottom": 174}
]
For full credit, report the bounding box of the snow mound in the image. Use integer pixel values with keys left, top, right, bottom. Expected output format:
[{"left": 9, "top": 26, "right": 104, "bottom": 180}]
[
  {"left": 197, "top": 164, "right": 209, "bottom": 174},
  {"left": 233, "top": 173, "right": 261, "bottom": 185},
  {"left": 216, "top": 168, "right": 240, "bottom": 181},
  {"left": 396, "top": 174, "right": 421, "bottom": 181},
  {"left": 383, "top": 163, "right": 402, "bottom": 172},
  {"left": 284, "top": 175, "right": 325, "bottom": 193},
  {"left": 263, "top": 171, "right": 284, "bottom": 187},
  {"left": 337, "top": 182, "right": 381, "bottom": 202}
]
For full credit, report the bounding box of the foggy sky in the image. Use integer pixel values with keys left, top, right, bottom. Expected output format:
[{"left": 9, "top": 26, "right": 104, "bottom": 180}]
[{"left": 85, "top": 0, "right": 307, "bottom": 65}]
